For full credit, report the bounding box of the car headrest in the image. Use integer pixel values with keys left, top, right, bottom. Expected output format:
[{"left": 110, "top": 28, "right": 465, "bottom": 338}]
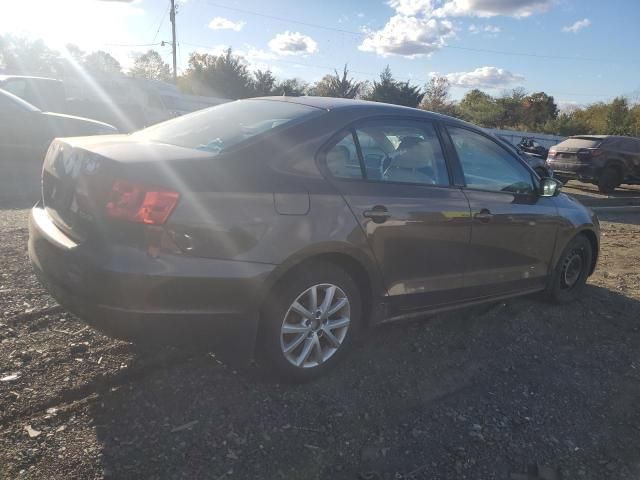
[
  {"left": 397, "top": 136, "right": 424, "bottom": 151},
  {"left": 392, "top": 142, "right": 436, "bottom": 169},
  {"left": 327, "top": 145, "right": 350, "bottom": 163}
]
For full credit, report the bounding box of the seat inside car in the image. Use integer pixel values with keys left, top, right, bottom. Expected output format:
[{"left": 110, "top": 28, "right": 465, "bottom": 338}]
[
  {"left": 385, "top": 136, "right": 439, "bottom": 184},
  {"left": 326, "top": 144, "right": 361, "bottom": 178}
]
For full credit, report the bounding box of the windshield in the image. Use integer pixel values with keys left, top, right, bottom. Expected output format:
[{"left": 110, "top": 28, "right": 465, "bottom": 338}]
[
  {"left": 558, "top": 137, "right": 602, "bottom": 149},
  {"left": 133, "top": 99, "right": 319, "bottom": 154}
]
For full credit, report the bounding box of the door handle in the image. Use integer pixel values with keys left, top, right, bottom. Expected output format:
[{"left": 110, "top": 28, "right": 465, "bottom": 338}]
[
  {"left": 363, "top": 206, "right": 391, "bottom": 224},
  {"left": 474, "top": 209, "right": 493, "bottom": 223}
]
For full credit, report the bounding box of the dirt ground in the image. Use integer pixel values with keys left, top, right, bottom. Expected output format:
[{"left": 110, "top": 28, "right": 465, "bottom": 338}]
[{"left": 1, "top": 206, "right": 639, "bottom": 480}]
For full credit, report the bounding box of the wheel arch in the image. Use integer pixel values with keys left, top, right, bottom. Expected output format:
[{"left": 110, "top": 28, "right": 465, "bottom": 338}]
[
  {"left": 256, "top": 244, "right": 385, "bottom": 331},
  {"left": 578, "top": 229, "right": 599, "bottom": 276}
]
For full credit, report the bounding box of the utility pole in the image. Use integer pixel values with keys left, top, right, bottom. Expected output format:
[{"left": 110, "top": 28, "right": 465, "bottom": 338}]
[{"left": 169, "top": 0, "right": 177, "bottom": 83}]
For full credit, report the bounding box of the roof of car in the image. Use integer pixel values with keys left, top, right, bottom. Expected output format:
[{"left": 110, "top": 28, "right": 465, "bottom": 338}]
[
  {"left": 571, "top": 135, "right": 639, "bottom": 141},
  {"left": 248, "top": 95, "right": 455, "bottom": 121},
  {"left": 0, "top": 74, "right": 63, "bottom": 83}
]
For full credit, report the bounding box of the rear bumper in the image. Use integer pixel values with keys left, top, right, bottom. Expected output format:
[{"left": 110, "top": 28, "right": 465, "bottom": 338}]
[
  {"left": 548, "top": 162, "right": 599, "bottom": 181},
  {"left": 28, "top": 206, "right": 276, "bottom": 363}
]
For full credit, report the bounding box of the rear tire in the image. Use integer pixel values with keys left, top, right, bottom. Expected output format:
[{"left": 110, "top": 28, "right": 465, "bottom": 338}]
[
  {"left": 545, "top": 235, "right": 593, "bottom": 304},
  {"left": 258, "top": 262, "right": 361, "bottom": 382},
  {"left": 598, "top": 166, "right": 620, "bottom": 194}
]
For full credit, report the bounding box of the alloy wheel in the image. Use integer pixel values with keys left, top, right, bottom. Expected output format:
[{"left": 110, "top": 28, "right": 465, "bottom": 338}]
[
  {"left": 561, "top": 248, "right": 584, "bottom": 289},
  {"left": 280, "top": 283, "right": 351, "bottom": 369}
]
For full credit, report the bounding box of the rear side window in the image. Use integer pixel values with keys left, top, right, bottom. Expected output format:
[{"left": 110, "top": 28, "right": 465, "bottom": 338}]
[
  {"left": 354, "top": 120, "right": 449, "bottom": 186},
  {"left": 133, "top": 99, "right": 319, "bottom": 154},
  {"left": 325, "top": 131, "right": 363, "bottom": 179}
]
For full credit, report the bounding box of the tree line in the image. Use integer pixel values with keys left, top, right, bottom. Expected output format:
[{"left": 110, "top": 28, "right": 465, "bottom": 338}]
[{"left": 1, "top": 35, "right": 638, "bottom": 137}]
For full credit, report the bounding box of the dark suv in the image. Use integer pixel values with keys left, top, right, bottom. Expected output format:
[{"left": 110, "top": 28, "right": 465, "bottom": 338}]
[
  {"left": 29, "top": 97, "right": 600, "bottom": 381},
  {"left": 548, "top": 135, "right": 640, "bottom": 193}
]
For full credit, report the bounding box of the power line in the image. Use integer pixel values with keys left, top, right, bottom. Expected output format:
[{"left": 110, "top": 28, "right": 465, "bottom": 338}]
[
  {"left": 203, "top": 1, "right": 637, "bottom": 65},
  {"left": 104, "top": 42, "right": 163, "bottom": 48},
  {"left": 152, "top": 4, "right": 170, "bottom": 44}
]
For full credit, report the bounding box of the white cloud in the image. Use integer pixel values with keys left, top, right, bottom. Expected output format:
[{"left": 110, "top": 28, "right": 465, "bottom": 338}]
[
  {"left": 361, "top": 0, "right": 552, "bottom": 58},
  {"left": 468, "top": 23, "right": 501, "bottom": 34},
  {"left": 359, "top": 15, "right": 454, "bottom": 58},
  {"left": 208, "top": 17, "right": 245, "bottom": 31},
  {"left": 562, "top": 18, "right": 591, "bottom": 34},
  {"left": 387, "top": 0, "right": 435, "bottom": 16},
  {"left": 433, "top": 0, "right": 554, "bottom": 18},
  {"left": 439, "top": 66, "right": 525, "bottom": 88},
  {"left": 268, "top": 31, "right": 318, "bottom": 56}
]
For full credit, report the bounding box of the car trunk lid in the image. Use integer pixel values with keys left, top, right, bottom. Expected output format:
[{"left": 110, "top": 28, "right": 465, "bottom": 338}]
[{"left": 41, "top": 137, "right": 215, "bottom": 243}]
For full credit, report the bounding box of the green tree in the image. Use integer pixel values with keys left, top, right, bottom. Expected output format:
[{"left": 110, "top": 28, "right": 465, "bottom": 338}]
[
  {"left": 182, "top": 48, "right": 254, "bottom": 99},
  {"left": 273, "top": 78, "right": 308, "bottom": 96},
  {"left": 309, "top": 64, "right": 365, "bottom": 99},
  {"left": 83, "top": 51, "right": 122, "bottom": 76},
  {"left": 252, "top": 69, "right": 277, "bottom": 96},
  {"left": 363, "top": 66, "right": 423, "bottom": 107},
  {"left": 630, "top": 104, "right": 640, "bottom": 137},
  {"left": 542, "top": 112, "right": 589, "bottom": 136},
  {"left": 129, "top": 50, "right": 171, "bottom": 82},
  {"left": 458, "top": 89, "right": 503, "bottom": 127},
  {"left": 0, "top": 35, "right": 62, "bottom": 77},
  {"left": 606, "top": 96, "right": 632, "bottom": 135},
  {"left": 522, "top": 92, "right": 558, "bottom": 129},
  {"left": 420, "top": 76, "right": 456, "bottom": 116},
  {"left": 496, "top": 88, "right": 527, "bottom": 128}
]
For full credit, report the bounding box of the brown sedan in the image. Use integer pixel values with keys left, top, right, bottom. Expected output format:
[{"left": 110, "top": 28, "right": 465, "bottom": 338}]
[{"left": 29, "top": 97, "right": 599, "bottom": 381}]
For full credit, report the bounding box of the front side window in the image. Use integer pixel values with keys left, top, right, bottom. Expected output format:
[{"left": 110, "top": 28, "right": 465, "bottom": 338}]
[
  {"left": 448, "top": 126, "right": 535, "bottom": 194},
  {"left": 354, "top": 121, "right": 449, "bottom": 185}
]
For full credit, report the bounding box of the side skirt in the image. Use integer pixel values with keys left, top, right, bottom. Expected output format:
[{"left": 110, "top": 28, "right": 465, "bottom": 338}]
[{"left": 375, "top": 287, "right": 545, "bottom": 325}]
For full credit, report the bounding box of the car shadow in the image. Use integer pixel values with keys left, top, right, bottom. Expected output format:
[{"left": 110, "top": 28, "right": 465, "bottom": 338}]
[{"left": 89, "top": 284, "right": 640, "bottom": 479}]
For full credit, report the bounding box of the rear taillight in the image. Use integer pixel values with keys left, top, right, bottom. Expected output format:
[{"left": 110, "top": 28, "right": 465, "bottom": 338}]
[
  {"left": 588, "top": 148, "right": 603, "bottom": 156},
  {"left": 105, "top": 180, "right": 179, "bottom": 225},
  {"left": 577, "top": 148, "right": 602, "bottom": 161},
  {"left": 548, "top": 149, "right": 557, "bottom": 159}
]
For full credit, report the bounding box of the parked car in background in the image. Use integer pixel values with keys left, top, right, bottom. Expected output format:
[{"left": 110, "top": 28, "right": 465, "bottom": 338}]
[
  {"left": 0, "top": 88, "right": 117, "bottom": 161},
  {"left": 518, "top": 137, "right": 549, "bottom": 159},
  {"left": 497, "top": 135, "right": 553, "bottom": 178},
  {"left": 29, "top": 97, "right": 599, "bottom": 381},
  {"left": 548, "top": 135, "right": 640, "bottom": 193},
  {"left": 64, "top": 76, "right": 227, "bottom": 132},
  {"left": 0, "top": 75, "right": 67, "bottom": 113}
]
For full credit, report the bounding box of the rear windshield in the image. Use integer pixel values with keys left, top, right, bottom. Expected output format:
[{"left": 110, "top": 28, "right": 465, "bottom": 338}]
[
  {"left": 557, "top": 137, "right": 602, "bottom": 149},
  {"left": 133, "top": 99, "right": 319, "bottom": 154}
]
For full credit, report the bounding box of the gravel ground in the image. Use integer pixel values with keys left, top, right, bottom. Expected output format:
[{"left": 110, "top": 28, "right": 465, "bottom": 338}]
[{"left": 1, "top": 207, "right": 639, "bottom": 480}]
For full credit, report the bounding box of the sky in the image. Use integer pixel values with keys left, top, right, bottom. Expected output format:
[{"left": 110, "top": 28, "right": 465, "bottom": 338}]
[{"left": 1, "top": 0, "right": 639, "bottom": 107}]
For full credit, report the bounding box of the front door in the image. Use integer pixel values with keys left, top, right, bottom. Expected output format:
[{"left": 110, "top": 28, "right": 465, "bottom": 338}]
[
  {"left": 321, "top": 118, "right": 472, "bottom": 314},
  {"left": 444, "top": 125, "right": 560, "bottom": 298}
]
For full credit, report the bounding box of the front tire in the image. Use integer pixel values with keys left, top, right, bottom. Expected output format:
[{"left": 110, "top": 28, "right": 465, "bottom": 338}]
[
  {"left": 545, "top": 235, "right": 593, "bottom": 304},
  {"left": 259, "top": 262, "right": 361, "bottom": 382}
]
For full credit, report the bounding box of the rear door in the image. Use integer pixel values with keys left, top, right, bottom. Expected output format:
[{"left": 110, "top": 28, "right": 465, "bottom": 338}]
[
  {"left": 443, "top": 125, "right": 560, "bottom": 298},
  {"left": 320, "top": 118, "right": 472, "bottom": 314}
]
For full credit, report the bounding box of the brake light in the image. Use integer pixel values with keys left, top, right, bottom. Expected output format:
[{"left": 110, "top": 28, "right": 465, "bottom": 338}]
[
  {"left": 105, "top": 180, "right": 179, "bottom": 225},
  {"left": 548, "top": 149, "right": 557, "bottom": 159},
  {"left": 588, "top": 148, "right": 603, "bottom": 156}
]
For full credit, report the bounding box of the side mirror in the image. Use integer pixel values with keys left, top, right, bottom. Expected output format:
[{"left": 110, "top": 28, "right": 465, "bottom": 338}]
[{"left": 540, "top": 177, "right": 562, "bottom": 197}]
